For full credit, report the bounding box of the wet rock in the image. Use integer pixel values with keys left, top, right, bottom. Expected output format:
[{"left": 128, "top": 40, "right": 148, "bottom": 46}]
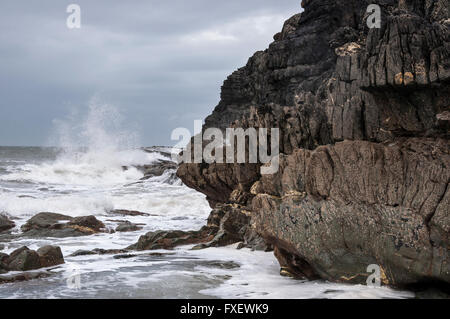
[
  {"left": 108, "top": 209, "right": 151, "bottom": 217},
  {"left": 193, "top": 205, "right": 271, "bottom": 251},
  {"left": 20, "top": 212, "right": 73, "bottom": 232},
  {"left": 203, "top": 260, "right": 240, "bottom": 270},
  {"left": 67, "top": 215, "right": 105, "bottom": 232},
  {"left": 6, "top": 247, "right": 42, "bottom": 271},
  {"left": 0, "top": 214, "right": 15, "bottom": 233},
  {"left": 0, "top": 270, "right": 52, "bottom": 284},
  {"left": 20, "top": 213, "right": 105, "bottom": 238},
  {"left": 0, "top": 253, "right": 8, "bottom": 273},
  {"left": 70, "top": 248, "right": 129, "bottom": 257},
  {"left": 135, "top": 160, "right": 177, "bottom": 180},
  {"left": 129, "top": 228, "right": 216, "bottom": 251},
  {"left": 37, "top": 245, "right": 64, "bottom": 268},
  {"left": 115, "top": 222, "right": 143, "bottom": 232},
  {"left": 70, "top": 249, "right": 97, "bottom": 257},
  {"left": 0, "top": 244, "right": 4, "bottom": 251}
]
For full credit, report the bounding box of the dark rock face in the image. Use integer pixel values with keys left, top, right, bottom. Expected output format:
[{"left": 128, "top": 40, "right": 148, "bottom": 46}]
[
  {"left": 20, "top": 213, "right": 105, "bottom": 238},
  {"left": 0, "top": 214, "right": 15, "bottom": 233},
  {"left": 177, "top": 0, "right": 449, "bottom": 288}
]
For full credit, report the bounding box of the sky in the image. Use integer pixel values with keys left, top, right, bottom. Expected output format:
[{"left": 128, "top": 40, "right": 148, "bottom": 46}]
[{"left": 0, "top": 0, "right": 302, "bottom": 147}]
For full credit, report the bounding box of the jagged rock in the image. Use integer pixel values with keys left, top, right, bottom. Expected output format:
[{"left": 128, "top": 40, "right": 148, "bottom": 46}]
[
  {"left": 0, "top": 214, "right": 15, "bottom": 233},
  {"left": 135, "top": 160, "right": 177, "bottom": 180},
  {"left": 177, "top": 0, "right": 450, "bottom": 290},
  {"left": 37, "top": 245, "right": 64, "bottom": 268}
]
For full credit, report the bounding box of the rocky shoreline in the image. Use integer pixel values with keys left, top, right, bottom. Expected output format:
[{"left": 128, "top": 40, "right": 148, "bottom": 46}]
[
  {"left": 177, "top": 0, "right": 449, "bottom": 293},
  {"left": 0, "top": 0, "right": 448, "bottom": 298}
]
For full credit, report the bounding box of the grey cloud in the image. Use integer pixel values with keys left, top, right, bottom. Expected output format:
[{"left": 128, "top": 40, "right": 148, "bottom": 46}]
[{"left": 0, "top": 0, "right": 302, "bottom": 146}]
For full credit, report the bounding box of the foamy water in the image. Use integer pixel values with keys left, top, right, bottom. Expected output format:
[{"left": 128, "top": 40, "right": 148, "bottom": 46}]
[{"left": 0, "top": 104, "right": 414, "bottom": 299}]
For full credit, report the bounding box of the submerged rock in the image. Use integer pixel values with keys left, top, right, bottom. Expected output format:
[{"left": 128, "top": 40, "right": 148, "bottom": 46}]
[
  {"left": 115, "top": 221, "right": 143, "bottom": 232},
  {"left": 108, "top": 209, "right": 151, "bottom": 217},
  {"left": 0, "top": 270, "right": 53, "bottom": 284},
  {"left": 70, "top": 248, "right": 129, "bottom": 257}
]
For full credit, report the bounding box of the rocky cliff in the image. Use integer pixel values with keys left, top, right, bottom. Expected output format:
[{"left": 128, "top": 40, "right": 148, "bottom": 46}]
[{"left": 177, "top": 0, "right": 450, "bottom": 289}]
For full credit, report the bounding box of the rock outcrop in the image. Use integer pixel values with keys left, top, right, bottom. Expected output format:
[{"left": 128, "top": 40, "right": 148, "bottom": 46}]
[{"left": 177, "top": 0, "right": 449, "bottom": 289}]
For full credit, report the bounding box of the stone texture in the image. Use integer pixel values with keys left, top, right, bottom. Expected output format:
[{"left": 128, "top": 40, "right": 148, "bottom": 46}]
[{"left": 177, "top": 0, "right": 450, "bottom": 289}]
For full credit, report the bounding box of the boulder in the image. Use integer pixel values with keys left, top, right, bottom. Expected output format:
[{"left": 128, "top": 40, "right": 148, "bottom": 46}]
[
  {"left": 37, "top": 245, "right": 64, "bottom": 267},
  {"left": 0, "top": 245, "right": 65, "bottom": 274},
  {"left": 0, "top": 214, "right": 15, "bottom": 233},
  {"left": 20, "top": 213, "right": 105, "bottom": 238},
  {"left": 21, "top": 212, "right": 72, "bottom": 232},
  {"left": 6, "top": 246, "right": 41, "bottom": 271},
  {"left": 66, "top": 215, "right": 105, "bottom": 232}
]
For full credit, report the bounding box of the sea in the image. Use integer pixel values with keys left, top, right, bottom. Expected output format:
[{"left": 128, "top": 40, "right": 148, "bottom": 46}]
[{"left": 0, "top": 104, "right": 414, "bottom": 299}]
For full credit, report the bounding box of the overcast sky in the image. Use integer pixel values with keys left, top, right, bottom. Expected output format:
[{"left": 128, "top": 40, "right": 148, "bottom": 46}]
[{"left": 0, "top": 1, "right": 301, "bottom": 147}]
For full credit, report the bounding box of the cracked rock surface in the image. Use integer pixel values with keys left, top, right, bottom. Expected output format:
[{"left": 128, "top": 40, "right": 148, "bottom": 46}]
[{"left": 177, "top": 0, "right": 449, "bottom": 288}]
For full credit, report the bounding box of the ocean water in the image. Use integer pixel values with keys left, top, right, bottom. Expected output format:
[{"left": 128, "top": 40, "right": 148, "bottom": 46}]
[{"left": 0, "top": 104, "right": 414, "bottom": 299}]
